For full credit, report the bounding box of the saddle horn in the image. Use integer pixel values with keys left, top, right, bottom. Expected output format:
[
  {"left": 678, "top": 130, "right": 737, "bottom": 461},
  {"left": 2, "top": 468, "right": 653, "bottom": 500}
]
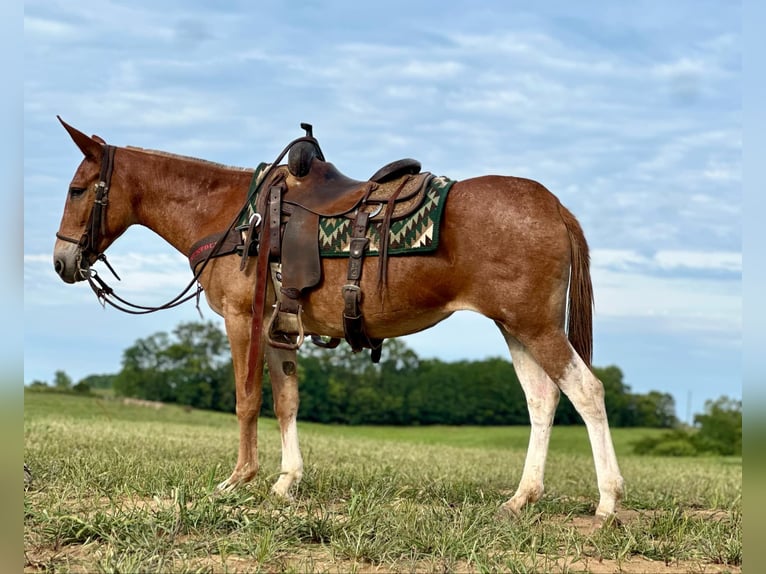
[{"left": 288, "top": 122, "right": 324, "bottom": 178}]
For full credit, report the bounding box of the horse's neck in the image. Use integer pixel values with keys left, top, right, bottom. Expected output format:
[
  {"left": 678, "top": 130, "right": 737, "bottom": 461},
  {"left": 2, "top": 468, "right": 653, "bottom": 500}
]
[{"left": 123, "top": 149, "right": 253, "bottom": 255}]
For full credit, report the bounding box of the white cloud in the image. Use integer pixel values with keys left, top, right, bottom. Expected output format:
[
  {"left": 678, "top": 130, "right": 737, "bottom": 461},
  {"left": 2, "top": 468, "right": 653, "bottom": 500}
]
[
  {"left": 652, "top": 57, "right": 711, "bottom": 79},
  {"left": 590, "top": 248, "right": 741, "bottom": 340},
  {"left": 591, "top": 249, "right": 649, "bottom": 270},
  {"left": 592, "top": 248, "right": 741, "bottom": 274},
  {"left": 399, "top": 60, "right": 464, "bottom": 79},
  {"left": 702, "top": 161, "right": 740, "bottom": 183},
  {"left": 24, "top": 16, "right": 76, "bottom": 38},
  {"left": 592, "top": 266, "right": 740, "bottom": 334},
  {"left": 654, "top": 250, "right": 741, "bottom": 272}
]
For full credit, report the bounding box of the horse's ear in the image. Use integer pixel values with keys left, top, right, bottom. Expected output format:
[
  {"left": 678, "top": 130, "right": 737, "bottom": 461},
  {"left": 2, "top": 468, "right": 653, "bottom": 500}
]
[
  {"left": 57, "top": 115, "right": 103, "bottom": 158},
  {"left": 92, "top": 135, "right": 106, "bottom": 145}
]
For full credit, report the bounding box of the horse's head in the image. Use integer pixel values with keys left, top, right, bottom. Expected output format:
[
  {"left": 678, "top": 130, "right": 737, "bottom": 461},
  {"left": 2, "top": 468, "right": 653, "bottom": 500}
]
[{"left": 53, "top": 117, "right": 131, "bottom": 283}]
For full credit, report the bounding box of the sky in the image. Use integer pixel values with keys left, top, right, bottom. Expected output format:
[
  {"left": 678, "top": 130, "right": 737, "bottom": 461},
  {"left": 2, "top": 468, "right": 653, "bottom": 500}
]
[{"left": 23, "top": 1, "right": 741, "bottom": 423}]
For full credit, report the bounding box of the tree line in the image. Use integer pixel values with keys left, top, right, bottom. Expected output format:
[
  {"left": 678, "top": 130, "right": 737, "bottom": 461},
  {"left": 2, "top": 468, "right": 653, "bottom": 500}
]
[{"left": 30, "top": 320, "right": 681, "bottom": 428}]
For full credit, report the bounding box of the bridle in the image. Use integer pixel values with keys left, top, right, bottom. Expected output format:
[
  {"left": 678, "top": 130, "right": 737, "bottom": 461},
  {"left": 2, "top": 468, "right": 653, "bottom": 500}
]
[
  {"left": 55, "top": 143, "right": 207, "bottom": 314},
  {"left": 55, "top": 144, "right": 120, "bottom": 279}
]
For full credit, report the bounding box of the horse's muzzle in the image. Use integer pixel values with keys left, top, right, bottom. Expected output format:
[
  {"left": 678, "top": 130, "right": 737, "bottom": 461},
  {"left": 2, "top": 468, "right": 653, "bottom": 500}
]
[{"left": 53, "top": 244, "right": 88, "bottom": 284}]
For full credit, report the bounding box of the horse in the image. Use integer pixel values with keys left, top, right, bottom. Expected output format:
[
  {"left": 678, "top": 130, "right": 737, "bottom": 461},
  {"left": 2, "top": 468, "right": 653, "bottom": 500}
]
[{"left": 52, "top": 118, "right": 624, "bottom": 522}]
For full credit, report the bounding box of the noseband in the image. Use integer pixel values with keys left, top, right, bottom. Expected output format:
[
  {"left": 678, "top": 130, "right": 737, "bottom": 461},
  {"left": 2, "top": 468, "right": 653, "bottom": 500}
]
[{"left": 55, "top": 144, "right": 119, "bottom": 279}]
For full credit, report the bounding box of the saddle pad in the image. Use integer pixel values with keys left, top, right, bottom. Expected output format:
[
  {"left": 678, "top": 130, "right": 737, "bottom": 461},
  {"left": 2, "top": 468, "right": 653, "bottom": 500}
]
[
  {"left": 318, "top": 175, "right": 455, "bottom": 257},
  {"left": 239, "top": 164, "right": 455, "bottom": 257}
]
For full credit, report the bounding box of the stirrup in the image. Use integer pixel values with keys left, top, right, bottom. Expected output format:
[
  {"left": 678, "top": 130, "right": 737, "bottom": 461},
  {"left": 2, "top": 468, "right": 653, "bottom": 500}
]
[{"left": 266, "top": 302, "right": 305, "bottom": 350}]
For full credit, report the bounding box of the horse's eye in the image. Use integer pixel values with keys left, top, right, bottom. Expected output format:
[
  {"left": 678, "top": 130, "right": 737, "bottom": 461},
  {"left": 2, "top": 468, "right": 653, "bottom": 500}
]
[{"left": 69, "top": 186, "right": 87, "bottom": 198}]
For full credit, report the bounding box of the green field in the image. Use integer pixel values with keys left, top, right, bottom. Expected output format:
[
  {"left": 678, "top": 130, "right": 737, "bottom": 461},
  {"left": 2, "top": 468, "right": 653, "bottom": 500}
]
[{"left": 23, "top": 391, "right": 741, "bottom": 573}]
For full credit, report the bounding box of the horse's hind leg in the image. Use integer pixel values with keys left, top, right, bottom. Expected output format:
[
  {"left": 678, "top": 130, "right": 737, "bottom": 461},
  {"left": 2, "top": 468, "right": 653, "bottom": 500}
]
[
  {"left": 265, "top": 345, "right": 304, "bottom": 499},
  {"left": 497, "top": 326, "right": 561, "bottom": 516},
  {"left": 514, "top": 327, "right": 624, "bottom": 519},
  {"left": 559, "top": 350, "right": 624, "bottom": 519}
]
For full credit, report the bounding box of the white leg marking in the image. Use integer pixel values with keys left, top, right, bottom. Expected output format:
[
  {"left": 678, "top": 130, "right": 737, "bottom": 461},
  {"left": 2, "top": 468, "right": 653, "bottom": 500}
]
[
  {"left": 266, "top": 346, "right": 304, "bottom": 499},
  {"left": 501, "top": 336, "right": 560, "bottom": 515},
  {"left": 556, "top": 353, "right": 624, "bottom": 517},
  {"left": 271, "top": 414, "right": 303, "bottom": 498}
]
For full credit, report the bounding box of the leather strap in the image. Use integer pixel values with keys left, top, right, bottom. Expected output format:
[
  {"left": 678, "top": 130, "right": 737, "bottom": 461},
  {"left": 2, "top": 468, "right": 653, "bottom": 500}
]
[
  {"left": 245, "top": 223, "right": 271, "bottom": 397},
  {"left": 377, "top": 175, "right": 410, "bottom": 287},
  {"left": 343, "top": 210, "right": 383, "bottom": 358},
  {"left": 269, "top": 185, "right": 282, "bottom": 259},
  {"left": 244, "top": 179, "right": 281, "bottom": 396},
  {"left": 188, "top": 231, "right": 243, "bottom": 271}
]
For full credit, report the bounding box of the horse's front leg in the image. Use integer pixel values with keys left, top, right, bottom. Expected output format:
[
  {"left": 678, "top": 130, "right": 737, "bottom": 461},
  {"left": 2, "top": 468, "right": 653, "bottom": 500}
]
[
  {"left": 217, "top": 310, "right": 263, "bottom": 491},
  {"left": 266, "top": 345, "right": 304, "bottom": 499}
]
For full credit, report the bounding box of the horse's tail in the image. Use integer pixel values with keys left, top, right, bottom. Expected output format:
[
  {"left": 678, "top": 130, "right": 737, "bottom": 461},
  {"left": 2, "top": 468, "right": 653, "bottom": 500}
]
[{"left": 558, "top": 203, "right": 594, "bottom": 366}]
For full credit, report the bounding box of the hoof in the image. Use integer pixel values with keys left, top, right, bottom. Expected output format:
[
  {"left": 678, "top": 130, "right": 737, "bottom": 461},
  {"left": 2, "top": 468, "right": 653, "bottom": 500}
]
[
  {"left": 215, "top": 472, "right": 253, "bottom": 493},
  {"left": 496, "top": 501, "right": 523, "bottom": 519},
  {"left": 496, "top": 494, "right": 529, "bottom": 519},
  {"left": 270, "top": 470, "right": 302, "bottom": 501},
  {"left": 594, "top": 512, "right": 622, "bottom": 529},
  {"left": 574, "top": 512, "right": 623, "bottom": 535},
  {"left": 215, "top": 479, "right": 237, "bottom": 493},
  {"left": 270, "top": 486, "right": 294, "bottom": 501},
  {"left": 270, "top": 477, "right": 299, "bottom": 501},
  {"left": 215, "top": 466, "right": 257, "bottom": 494},
  {"left": 267, "top": 488, "right": 295, "bottom": 506}
]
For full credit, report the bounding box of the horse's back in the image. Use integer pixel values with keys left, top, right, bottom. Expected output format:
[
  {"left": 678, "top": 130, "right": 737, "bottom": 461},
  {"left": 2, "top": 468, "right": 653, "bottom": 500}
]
[
  {"left": 447, "top": 174, "right": 565, "bottom": 218},
  {"left": 440, "top": 174, "right": 574, "bottom": 258}
]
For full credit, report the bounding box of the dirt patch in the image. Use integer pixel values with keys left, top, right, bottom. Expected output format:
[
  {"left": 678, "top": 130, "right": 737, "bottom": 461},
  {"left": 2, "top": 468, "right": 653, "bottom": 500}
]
[
  {"left": 24, "top": 544, "right": 741, "bottom": 574},
  {"left": 544, "top": 555, "right": 740, "bottom": 574},
  {"left": 565, "top": 508, "right": 734, "bottom": 537}
]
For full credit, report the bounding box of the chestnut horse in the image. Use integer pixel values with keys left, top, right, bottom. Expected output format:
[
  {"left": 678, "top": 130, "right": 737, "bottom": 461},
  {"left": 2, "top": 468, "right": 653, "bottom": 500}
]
[{"left": 52, "top": 118, "right": 623, "bottom": 521}]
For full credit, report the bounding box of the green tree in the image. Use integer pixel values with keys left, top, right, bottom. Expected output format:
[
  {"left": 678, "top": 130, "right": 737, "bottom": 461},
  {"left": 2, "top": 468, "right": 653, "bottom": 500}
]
[
  {"left": 53, "top": 370, "right": 72, "bottom": 391},
  {"left": 77, "top": 373, "right": 116, "bottom": 390},
  {"left": 693, "top": 396, "right": 741, "bottom": 455},
  {"left": 633, "top": 391, "right": 678, "bottom": 428},
  {"left": 114, "top": 332, "right": 175, "bottom": 401},
  {"left": 72, "top": 380, "right": 91, "bottom": 394},
  {"left": 632, "top": 395, "right": 741, "bottom": 456},
  {"left": 597, "top": 366, "right": 633, "bottom": 426},
  {"left": 113, "top": 321, "right": 235, "bottom": 411}
]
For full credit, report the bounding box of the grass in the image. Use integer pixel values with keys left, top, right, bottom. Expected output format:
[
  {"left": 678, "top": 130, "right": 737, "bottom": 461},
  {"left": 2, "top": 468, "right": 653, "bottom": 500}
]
[{"left": 24, "top": 391, "right": 742, "bottom": 573}]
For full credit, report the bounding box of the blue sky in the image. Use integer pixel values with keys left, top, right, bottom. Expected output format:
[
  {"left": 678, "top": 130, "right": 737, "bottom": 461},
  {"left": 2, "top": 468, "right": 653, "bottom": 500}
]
[{"left": 23, "top": 1, "right": 741, "bottom": 422}]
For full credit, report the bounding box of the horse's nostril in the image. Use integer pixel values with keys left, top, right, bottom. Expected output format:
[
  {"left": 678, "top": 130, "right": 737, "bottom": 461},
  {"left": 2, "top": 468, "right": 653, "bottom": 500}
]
[{"left": 54, "top": 259, "right": 64, "bottom": 276}]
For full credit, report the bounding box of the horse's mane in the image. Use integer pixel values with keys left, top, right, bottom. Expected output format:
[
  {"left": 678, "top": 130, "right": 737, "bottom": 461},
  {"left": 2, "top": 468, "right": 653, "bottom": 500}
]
[{"left": 125, "top": 146, "right": 252, "bottom": 172}]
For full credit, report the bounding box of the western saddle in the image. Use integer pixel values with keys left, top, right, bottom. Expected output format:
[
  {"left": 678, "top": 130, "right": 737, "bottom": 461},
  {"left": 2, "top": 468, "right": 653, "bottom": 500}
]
[{"left": 237, "top": 123, "right": 434, "bottom": 363}]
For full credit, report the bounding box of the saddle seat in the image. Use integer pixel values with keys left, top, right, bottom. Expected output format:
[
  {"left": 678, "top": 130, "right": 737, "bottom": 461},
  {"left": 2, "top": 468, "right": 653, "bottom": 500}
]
[
  {"left": 275, "top": 156, "right": 433, "bottom": 306},
  {"left": 283, "top": 157, "right": 425, "bottom": 218}
]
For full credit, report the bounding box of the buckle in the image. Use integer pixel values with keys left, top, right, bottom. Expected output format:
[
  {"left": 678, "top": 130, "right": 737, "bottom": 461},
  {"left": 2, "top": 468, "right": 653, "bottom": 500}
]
[{"left": 342, "top": 284, "right": 361, "bottom": 295}]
